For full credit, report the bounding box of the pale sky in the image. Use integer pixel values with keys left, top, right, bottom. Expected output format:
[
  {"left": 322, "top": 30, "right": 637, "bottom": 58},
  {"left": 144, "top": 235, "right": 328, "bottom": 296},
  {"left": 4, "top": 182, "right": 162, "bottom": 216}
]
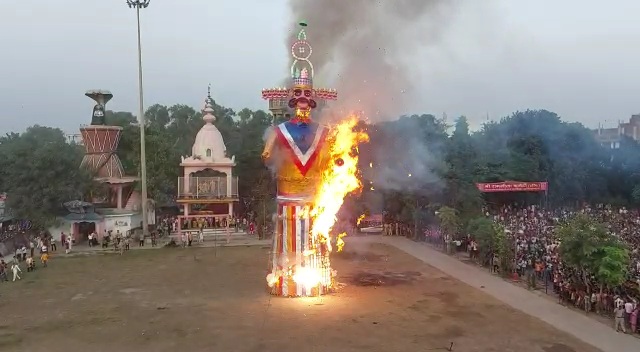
[{"left": 0, "top": 0, "right": 638, "bottom": 134}]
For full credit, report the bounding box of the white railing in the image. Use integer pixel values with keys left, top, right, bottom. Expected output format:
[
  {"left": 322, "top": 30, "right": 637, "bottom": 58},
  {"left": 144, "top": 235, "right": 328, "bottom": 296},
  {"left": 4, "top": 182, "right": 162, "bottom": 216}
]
[{"left": 177, "top": 177, "right": 239, "bottom": 199}]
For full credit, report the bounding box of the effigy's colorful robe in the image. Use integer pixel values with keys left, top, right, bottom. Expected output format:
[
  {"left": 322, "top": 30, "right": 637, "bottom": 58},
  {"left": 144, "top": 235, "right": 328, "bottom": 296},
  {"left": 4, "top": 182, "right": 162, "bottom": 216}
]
[
  {"left": 273, "top": 122, "right": 328, "bottom": 198},
  {"left": 265, "top": 121, "right": 333, "bottom": 296}
]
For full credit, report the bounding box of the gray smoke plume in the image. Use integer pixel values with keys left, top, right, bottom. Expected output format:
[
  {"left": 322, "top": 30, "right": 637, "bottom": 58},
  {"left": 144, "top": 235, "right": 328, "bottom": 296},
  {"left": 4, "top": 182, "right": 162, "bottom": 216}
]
[
  {"left": 364, "top": 115, "right": 446, "bottom": 194},
  {"left": 287, "top": 0, "right": 459, "bottom": 122}
]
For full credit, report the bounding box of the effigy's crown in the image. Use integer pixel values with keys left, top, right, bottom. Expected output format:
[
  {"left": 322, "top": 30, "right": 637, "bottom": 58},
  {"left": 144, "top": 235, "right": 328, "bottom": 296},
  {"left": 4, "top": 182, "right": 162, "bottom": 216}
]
[{"left": 290, "top": 22, "right": 314, "bottom": 88}]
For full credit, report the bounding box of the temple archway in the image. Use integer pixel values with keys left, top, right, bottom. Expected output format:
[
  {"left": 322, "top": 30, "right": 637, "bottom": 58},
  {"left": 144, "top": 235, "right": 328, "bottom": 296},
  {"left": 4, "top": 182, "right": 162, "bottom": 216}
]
[{"left": 191, "top": 169, "right": 227, "bottom": 178}]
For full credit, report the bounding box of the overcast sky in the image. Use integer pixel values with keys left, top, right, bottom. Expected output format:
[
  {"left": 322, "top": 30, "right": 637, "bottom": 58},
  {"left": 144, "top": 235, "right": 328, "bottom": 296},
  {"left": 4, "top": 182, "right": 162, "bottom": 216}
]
[{"left": 0, "top": 0, "right": 638, "bottom": 134}]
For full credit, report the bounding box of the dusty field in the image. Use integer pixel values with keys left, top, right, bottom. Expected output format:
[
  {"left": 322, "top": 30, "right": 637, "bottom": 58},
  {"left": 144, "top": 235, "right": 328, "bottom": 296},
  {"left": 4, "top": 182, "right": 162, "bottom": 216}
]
[{"left": 0, "top": 244, "right": 599, "bottom": 352}]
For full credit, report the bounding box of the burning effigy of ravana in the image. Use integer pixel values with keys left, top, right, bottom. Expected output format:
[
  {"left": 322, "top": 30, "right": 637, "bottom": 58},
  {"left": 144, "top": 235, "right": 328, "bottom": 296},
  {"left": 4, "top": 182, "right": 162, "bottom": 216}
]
[{"left": 261, "top": 21, "right": 368, "bottom": 297}]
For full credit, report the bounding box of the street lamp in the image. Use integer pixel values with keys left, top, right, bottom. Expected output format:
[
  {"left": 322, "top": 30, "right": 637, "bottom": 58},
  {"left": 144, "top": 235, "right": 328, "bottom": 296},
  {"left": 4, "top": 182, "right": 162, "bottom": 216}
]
[{"left": 126, "top": 0, "right": 151, "bottom": 238}]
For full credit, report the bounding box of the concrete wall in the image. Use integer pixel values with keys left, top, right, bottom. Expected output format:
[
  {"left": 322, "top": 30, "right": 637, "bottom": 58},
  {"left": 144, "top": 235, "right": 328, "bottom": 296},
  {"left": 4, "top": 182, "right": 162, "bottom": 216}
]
[
  {"left": 103, "top": 214, "right": 138, "bottom": 235},
  {"left": 48, "top": 220, "right": 74, "bottom": 242}
]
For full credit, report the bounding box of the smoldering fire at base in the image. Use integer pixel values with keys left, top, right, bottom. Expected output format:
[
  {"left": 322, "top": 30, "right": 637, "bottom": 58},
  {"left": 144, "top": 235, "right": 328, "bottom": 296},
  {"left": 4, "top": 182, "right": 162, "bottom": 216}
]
[{"left": 261, "top": 22, "right": 369, "bottom": 297}]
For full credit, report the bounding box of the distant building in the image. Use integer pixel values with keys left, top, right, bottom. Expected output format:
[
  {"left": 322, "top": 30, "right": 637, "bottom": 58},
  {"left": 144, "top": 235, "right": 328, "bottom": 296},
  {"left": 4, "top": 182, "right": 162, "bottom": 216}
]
[
  {"left": 266, "top": 97, "right": 327, "bottom": 125},
  {"left": 65, "top": 133, "right": 83, "bottom": 145},
  {"left": 593, "top": 114, "right": 640, "bottom": 149}
]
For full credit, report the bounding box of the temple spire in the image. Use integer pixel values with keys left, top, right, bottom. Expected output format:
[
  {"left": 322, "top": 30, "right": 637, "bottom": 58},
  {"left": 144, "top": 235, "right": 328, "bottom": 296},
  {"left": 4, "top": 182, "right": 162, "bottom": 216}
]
[{"left": 203, "top": 84, "right": 216, "bottom": 124}]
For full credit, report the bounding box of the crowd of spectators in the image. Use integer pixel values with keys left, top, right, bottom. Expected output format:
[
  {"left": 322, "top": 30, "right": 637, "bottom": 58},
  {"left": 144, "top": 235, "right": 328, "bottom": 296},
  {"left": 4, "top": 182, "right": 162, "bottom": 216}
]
[
  {"left": 0, "top": 231, "right": 53, "bottom": 283},
  {"left": 0, "top": 220, "right": 32, "bottom": 243},
  {"left": 484, "top": 204, "right": 640, "bottom": 333},
  {"left": 410, "top": 203, "right": 640, "bottom": 332}
]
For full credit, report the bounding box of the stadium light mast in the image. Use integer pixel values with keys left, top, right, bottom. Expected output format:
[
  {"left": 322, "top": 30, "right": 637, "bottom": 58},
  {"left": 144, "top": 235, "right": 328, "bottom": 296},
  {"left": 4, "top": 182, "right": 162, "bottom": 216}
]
[{"left": 126, "top": 0, "right": 151, "bottom": 238}]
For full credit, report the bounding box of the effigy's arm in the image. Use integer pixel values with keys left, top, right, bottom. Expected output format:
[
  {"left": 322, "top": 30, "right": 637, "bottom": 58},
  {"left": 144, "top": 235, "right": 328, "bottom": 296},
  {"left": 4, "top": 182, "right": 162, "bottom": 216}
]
[{"left": 262, "top": 127, "right": 277, "bottom": 161}]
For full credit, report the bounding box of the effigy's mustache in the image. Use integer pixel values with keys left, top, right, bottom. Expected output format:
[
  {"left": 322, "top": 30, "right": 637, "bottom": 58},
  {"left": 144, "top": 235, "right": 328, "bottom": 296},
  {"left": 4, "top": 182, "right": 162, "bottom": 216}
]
[{"left": 288, "top": 98, "right": 317, "bottom": 109}]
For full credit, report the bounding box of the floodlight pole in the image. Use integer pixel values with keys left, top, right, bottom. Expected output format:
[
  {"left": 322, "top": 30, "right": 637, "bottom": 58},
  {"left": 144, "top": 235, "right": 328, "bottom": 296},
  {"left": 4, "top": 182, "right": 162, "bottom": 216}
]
[{"left": 127, "top": 0, "right": 151, "bottom": 239}]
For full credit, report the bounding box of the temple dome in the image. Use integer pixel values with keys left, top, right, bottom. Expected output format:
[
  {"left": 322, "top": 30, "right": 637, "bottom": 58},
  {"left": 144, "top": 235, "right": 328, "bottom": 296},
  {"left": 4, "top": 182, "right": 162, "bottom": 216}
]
[
  {"left": 185, "top": 93, "right": 233, "bottom": 164},
  {"left": 192, "top": 123, "right": 227, "bottom": 162}
]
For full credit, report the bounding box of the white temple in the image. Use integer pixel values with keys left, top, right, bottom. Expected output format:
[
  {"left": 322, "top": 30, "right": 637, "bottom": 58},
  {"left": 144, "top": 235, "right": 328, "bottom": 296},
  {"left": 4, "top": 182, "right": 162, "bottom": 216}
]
[{"left": 177, "top": 89, "right": 238, "bottom": 219}]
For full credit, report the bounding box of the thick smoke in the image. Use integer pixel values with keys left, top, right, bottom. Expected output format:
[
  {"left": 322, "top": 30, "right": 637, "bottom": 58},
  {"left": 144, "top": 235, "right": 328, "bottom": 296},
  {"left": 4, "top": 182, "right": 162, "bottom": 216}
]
[
  {"left": 287, "top": 0, "right": 459, "bottom": 122},
  {"left": 364, "top": 116, "right": 446, "bottom": 194}
]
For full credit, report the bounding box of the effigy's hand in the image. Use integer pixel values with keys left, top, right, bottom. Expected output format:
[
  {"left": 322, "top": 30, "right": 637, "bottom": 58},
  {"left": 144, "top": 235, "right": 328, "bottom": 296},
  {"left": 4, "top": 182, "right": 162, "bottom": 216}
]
[{"left": 262, "top": 129, "right": 276, "bottom": 161}]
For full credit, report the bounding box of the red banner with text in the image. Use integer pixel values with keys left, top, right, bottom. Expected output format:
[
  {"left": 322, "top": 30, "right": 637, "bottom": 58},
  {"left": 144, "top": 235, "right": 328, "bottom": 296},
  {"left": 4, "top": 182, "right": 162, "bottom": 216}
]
[{"left": 475, "top": 181, "right": 548, "bottom": 193}]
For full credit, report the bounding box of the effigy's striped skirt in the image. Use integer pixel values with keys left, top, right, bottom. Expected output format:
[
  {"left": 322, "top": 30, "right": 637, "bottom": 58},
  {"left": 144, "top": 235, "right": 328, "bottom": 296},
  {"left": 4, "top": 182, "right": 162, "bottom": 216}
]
[{"left": 269, "top": 202, "right": 332, "bottom": 297}]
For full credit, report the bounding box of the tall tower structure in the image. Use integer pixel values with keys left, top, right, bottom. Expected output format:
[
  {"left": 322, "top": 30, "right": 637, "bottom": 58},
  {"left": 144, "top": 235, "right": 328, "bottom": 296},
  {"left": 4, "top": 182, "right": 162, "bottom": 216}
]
[
  {"left": 80, "top": 91, "right": 126, "bottom": 181},
  {"left": 80, "top": 90, "right": 138, "bottom": 209}
]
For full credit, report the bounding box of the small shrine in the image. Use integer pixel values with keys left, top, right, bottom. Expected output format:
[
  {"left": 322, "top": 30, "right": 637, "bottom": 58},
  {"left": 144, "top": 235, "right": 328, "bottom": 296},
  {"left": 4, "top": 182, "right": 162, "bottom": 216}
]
[{"left": 176, "top": 88, "right": 238, "bottom": 233}]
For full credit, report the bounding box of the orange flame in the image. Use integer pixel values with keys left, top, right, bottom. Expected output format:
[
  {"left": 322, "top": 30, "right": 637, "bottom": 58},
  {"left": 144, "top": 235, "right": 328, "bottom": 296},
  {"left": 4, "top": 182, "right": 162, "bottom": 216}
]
[
  {"left": 291, "top": 115, "right": 369, "bottom": 291},
  {"left": 310, "top": 116, "right": 369, "bottom": 247},
  {"left": 336, "top": 232, "right": 347, "bottom": 252}
]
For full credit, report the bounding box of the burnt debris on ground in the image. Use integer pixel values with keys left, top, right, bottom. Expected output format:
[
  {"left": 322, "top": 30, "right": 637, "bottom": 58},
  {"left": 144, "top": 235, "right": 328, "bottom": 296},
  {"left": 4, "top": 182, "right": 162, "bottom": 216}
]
[
  {"left": 335, "top": 250, "right": 388, "bottom": 262},
  {"left": 348, "top": 270, "right": 422, "bottom": 287}
]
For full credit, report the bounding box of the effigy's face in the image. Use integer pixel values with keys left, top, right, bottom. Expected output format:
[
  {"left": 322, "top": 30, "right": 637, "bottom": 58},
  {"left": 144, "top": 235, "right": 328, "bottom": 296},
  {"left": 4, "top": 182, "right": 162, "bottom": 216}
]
[{"left": 288, "top": 85, "right": 317, "bottom": 122}]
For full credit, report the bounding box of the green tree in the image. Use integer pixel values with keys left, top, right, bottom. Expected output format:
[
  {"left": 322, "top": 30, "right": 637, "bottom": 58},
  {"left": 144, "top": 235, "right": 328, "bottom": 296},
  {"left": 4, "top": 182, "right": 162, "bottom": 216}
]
[
  {"left": 472, "top": 109, "right": 612, "bottom": 206},
  {"left": 145, "top": 104, "right": 171, "bottom": 129},
  {"left": 0, "top": 132, "right": 19, "bottom": 192},
  {"left": 144, "top": 128, "right": 181, "bottom": 206},
  {"left": 234, "top": 109, "right": 273, "bottom": 211},
  {"left": 593, "top": 245, "right": 629, "bottom": 294},
  {"left": 493, "top": 222, "right": 513, "bottom": 276},
  {"left": 445, "top": 116, "right": 482, "bottom": 221},
  {"left": 105, "top": 108, "right": 181, "bottom": 206},
  {"left": 104, "top": 110, "right": 139, "bottom": 175},
  {"left": 467, "top": 216, "right": 496, "bottom": 264},
  {"left": 0, "top": 126, "right": 95, "bottom": 229},
  {"left": 632, "top": 184, "right": 640, "bottom": 204},
  {"left": 436, "top": 206, "right": 459, "bottom": 253},
  {"left": 557, "top": 214, "right": 612, "bottom": 294},
  {"left": 436, "top": 206, "right": 460, "bottom": 237}
]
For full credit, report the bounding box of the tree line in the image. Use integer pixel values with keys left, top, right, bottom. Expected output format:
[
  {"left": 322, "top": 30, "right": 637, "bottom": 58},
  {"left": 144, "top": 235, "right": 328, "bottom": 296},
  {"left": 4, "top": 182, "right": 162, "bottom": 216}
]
[{"left": 1, "top": 101, "right": 639, "bottom": 230}]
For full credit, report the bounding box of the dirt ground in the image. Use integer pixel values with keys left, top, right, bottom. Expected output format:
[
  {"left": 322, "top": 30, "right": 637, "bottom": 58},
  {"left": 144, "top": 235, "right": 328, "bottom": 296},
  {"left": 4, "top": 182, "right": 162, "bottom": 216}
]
[{"left": 0, "top": 243, "right": 600, "bottom": 352}]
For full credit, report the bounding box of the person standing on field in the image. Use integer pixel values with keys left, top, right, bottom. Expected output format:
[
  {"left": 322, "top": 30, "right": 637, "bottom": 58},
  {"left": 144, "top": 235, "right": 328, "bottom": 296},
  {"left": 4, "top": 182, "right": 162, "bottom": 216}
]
[
  {"left": 11, "top": 262, "right": 21, "bottom": 281},
  {"left": 615, "top": 304, "right": 627, "bottom": 333}
]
